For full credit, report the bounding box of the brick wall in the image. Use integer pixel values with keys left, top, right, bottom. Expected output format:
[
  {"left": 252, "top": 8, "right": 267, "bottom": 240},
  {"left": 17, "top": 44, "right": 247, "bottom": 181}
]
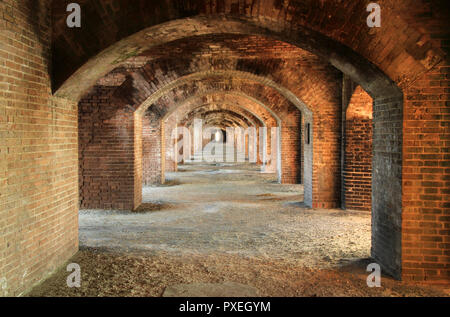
[
  {"left": 402, "top": 61, "right": 450, "bottom": 283},
  {"left": 281, "top": 113, "right": 302, "bottom": 184},
  {"left": 142, "top": 110, "right": 163, "bottom": 185},
  {"left": 134, "top": 112, "right": 142, "bottom": 209},
  {"left": 309, "top": 72, "right": 342, "bottom": 209},
  {"left": 78, "top": 87, "right": 137, "bottom": 210},
  {"left": 0, "top": 0, "right": 78, "bottom": 296},
  {"left": 164, "top": 118, "right": 178, "bottom": 173},
  {"left": 344, "top": 86, "right": 373, "bottom": 211},
  {"left": 371, "top": 95, "right": 404, "bottom": 280}
]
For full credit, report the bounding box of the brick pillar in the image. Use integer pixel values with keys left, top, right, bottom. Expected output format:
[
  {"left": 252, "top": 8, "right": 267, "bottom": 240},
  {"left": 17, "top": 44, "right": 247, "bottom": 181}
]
[
  {"left": 280, "top": 112, "right": 302, "bottom": 184},
  {"left": 79, "top": 90, "right": 137, "bottom": 210},
  {"left": 371, "top": 94, "right": 403, "bottom": 279},
  {"left": 134, "top": 113, "right": 143, "bottom": 210},
  {"left": 142, "top": 111, "right": 163, "bottom": 185},
  {"left": 402, "top": 63, "right": 450, "bottom": 283},
  {"left": 164, "top": 122, "right": 178, "bottom": 172}
]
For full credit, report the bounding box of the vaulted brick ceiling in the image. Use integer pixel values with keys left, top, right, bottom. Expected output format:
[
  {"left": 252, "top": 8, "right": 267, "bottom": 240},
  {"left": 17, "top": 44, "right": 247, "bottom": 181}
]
[
  {"left": 58, "top": 0, "right": 444, "bottom": 129},
  {"left": 53, "top": 0, "right": 447, "bottom": 101},
  {"left": 76, "top": 33, "right": 339, "bottom": 129}
]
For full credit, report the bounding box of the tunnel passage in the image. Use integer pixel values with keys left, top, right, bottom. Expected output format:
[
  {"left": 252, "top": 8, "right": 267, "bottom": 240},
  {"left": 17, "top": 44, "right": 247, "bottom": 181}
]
[
  {"left": 71, "top": 12, "right": 447, "bottom": 283},
  {"left": 1, "top": 0, "right": 449, "bottom": 297}
]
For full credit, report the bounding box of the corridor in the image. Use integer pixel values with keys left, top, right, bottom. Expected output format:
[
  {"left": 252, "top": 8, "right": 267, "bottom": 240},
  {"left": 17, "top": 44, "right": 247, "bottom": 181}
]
[{"left": 27, "top": 164, "right": 449, "bottom": 297}]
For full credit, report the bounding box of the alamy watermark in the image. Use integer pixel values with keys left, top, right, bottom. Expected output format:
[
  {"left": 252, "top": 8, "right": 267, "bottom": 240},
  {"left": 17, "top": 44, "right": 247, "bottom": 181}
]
[
  {"left": 66, "top": 263, "right": 81, "bottom": 288},
  {"left": 367, "top": 263, "right": 382, "bottom": 288},
  {"left": 66, "top": 3, "right": 81, "bottom": 28},
  {"left": 367, "top": 3, "right": 381, "bottom": 28}
]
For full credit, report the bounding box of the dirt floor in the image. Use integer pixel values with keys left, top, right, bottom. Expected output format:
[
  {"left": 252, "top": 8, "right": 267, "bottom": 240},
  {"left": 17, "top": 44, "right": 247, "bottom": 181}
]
[{"left": 27, "top": 163, "right": 449, "bottom": 297}]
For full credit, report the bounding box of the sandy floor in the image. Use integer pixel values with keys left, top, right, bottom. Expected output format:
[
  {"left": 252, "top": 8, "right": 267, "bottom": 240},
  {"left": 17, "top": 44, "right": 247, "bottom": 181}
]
[{"left": 27, "top": 163, "right": 449, "bottom": 297}]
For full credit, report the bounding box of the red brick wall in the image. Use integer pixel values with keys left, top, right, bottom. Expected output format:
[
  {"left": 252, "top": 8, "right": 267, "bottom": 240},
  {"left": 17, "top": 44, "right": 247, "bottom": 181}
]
[
  {"left": 0, "top": 0, "right": 78, "bottom": 296},
  {"left": 134, "top": 113, "right": 142, "bottom": 209},
  {"left": 344, "top": 86, "right": 373, "bottom": 211},
  {"left": 142, "top": 111, "right": 163, "bottom": 185},
  {"left": 281, "top": 113, "right": 302, "bottom": 184},
  {"left": 402, "top": 62, "right": 450, "bottom": 283},
  {"left": 309, "top": 72, "right": 343, "bottom": 209},
  {"left": 78, "top": 87, "right": 137, "bottom": 210}
]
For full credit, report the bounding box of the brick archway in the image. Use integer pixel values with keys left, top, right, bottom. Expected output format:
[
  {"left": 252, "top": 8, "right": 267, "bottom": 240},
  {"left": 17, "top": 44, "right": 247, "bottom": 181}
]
[
  {"left": 74, "top": 23, "right": 404, "bottom": 279},
  {"left": 2, "top": 0, "right": 448, "bottom": 297},
  {"left": 163, "top": 100, "right": 274, "bottom": 174}
]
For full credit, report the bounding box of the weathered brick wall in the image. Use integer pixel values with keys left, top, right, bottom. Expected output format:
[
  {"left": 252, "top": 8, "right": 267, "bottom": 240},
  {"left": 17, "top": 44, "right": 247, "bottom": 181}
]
[
  {"left": 134, "top": 112, "right": 142, "bottom": 209},
  {"left": 309, "top": 71, "right": 342, "bottom": 209},
  {"left": 164, "top": 117, "right": 178, "bottom": 173},
  {"left": 303, "top": 116, "right": 313, "bottom": 207},
  {"left": 78, "top": 87, "right": 137, "bottom": 210},
  {"left": 281, "top": 113, "right": 302, "bottom": 184},
  {"left": 371, "top": 94, "right": 404, "bottom": 280},
  {"left": 142, "top": 110, "right": 163, "bottom": 185},
  {"left": 0, "top": 0, "right": 78, "bottom": 296},
  {"left": 402, "top": 61, "right": 450, "bottom": 283},
  {"left": 344, "top": 86, "right": 373, "bottom": 211}
]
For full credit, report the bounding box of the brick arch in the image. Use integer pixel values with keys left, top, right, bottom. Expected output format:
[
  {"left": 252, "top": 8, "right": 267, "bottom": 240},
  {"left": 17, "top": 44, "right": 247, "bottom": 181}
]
[
  {"left": 158, "top": 93, "right": 280, "bottom": 178},
  {"left": 165, "top": 94, "right": 279, "bottom": 148},
  {"left": 139, "top": 87, "right": 289, "bottom": 186},
  {"left": 164, "top": 108, "right": 258, "bottom": 175},
  {"left": 136, "top": 75, "right": 302, "bottom": 191},
  {"left": 194, "top": 118, "right": 247, "bottom": 130},
  {"left": 181, "top": 109, "right": 256, "bottom": 128},
  {"left": 66, "top": 2, "right": 448, "bottom": 282},
  {"left": 136, "top": 77, "right": 305, "bottom": 175},
  {"left": 187, "top": 110, "right": 253, "bottom": 129},
  {"left": 52, "top": 1, "right": 443, "bottom": 101},
  {"left": 174, "top": 104, "right": 265, "bottom": 129},
  {"left": 163, "top": 94, "right": 278, "bottom": 128},
  {"left": 121, "top": 69, "right": 313, "bottom": 118}
]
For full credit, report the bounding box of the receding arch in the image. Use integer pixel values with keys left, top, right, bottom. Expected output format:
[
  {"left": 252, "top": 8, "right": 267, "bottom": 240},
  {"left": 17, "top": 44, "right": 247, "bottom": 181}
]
[
  {"left": 139, "top": 89, "right": 287, "bottom": 186},
  {"left": 54, "top": 13, "right": 432, "bottom": 102},
  {"left": 181, "top": 109, "right": 256, "bottom": 128},
  {"left": 71, "top": 11, "right": 409, "bottom": 281},
  {"left": 133, "top": 70, "right": 313, "bottom": 118},
  {"left": 165, "top": 103, "right": 267, "bottom": 129}
]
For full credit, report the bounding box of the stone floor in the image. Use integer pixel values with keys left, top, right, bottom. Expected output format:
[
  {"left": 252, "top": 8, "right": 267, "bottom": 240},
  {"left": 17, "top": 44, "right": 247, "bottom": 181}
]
[
  {"left": 26, "top": 163, "right": 449, "bottom": 297},
  {"left": 78, "top": 162, "right": 371, "bottom": 268}
]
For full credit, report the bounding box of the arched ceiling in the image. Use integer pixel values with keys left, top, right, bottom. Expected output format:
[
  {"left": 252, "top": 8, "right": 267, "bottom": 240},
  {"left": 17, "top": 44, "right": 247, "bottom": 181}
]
[
  {"left": 52, "top": 0, "right": 449, "bottom": 102},
  {"left": 73, "top": 32, "right": 346, "bottom": 138},
  {"left": 181, "top": 109, "right": 254, "bottom": 128},
  {"left": 186, "top": 111, "right": 252, "bottom": 130},
  {"left": 89, "top": 35, "right": 339, "bottom": 118},
  {"left": 168, "top": 103, "right": 265, "bottom": 129}
]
